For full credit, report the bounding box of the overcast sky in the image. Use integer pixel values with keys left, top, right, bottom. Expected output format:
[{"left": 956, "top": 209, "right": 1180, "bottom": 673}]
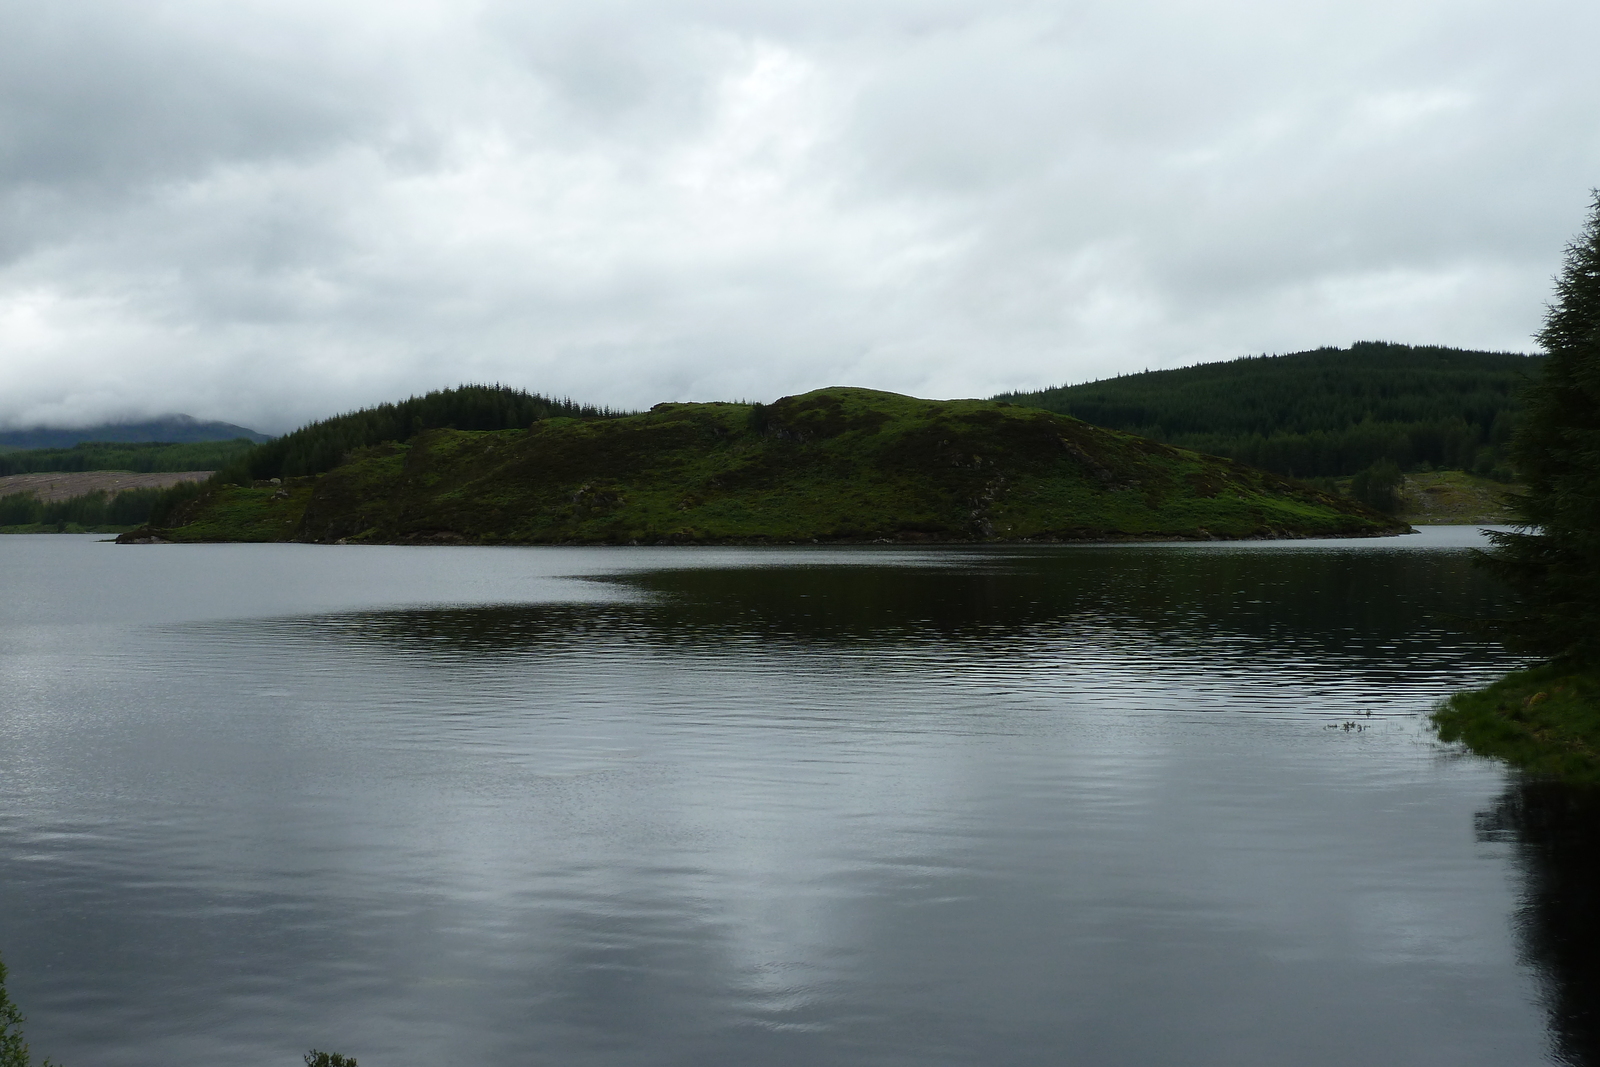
[{"left": 1, "top": 0, "right": 1596, "bottom": 433}]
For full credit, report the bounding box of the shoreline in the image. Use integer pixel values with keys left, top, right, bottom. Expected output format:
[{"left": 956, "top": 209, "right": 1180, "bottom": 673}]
[
  {"left": 116, "top": 525, "right": 1417, "bottom": 547},
  {"left": 1434, "top": 665, "right": 1600, "bottom": 783}
]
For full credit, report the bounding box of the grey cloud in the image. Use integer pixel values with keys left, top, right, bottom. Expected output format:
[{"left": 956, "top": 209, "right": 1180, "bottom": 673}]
[
  {"left": 0, "top": 2, "right": 377, "bottom": 186},
  {"left": 0, "top": 0, "right": 1596, "bottom": 432}
]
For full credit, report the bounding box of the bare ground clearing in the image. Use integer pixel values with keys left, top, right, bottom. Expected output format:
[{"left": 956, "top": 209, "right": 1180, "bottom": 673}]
[
  {"left": 0, "top": 470, "right": 213, "bottom": 502},
  {"left": 1396, "top": 471, "right": 1521, "bottom": 525}
]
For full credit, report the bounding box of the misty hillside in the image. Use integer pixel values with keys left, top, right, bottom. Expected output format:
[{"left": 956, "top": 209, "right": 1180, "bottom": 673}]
[
  {"left": 995, "top": 342, "right": 1542, "bottom": 480},
  {"left": 0, "top": 414, "right": 270, "bottom": 450}
]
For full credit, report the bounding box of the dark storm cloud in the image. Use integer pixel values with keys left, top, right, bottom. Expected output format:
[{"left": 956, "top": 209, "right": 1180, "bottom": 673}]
[{"left": 0, "top": 0, "right": 1596, "bottom": 432}]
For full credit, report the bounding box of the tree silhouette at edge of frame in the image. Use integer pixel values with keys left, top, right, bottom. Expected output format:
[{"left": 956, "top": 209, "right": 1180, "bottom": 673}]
[{"left": 1481, "top": 190, "right": 1600, "bottom": 665}]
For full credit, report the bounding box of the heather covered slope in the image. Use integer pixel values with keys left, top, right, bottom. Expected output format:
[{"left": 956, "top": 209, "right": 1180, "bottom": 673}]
[{"left": 131, "top": 388, "right": 1406, "bottom": 545}]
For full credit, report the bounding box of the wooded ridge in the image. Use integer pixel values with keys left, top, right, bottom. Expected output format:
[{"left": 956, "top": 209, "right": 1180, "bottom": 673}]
[
  {"left": 996, "top": 342, "right": 1541, "bottom": 480},
  {"left": 124, "top": 386, "right": 1404, "bottom": 545}
]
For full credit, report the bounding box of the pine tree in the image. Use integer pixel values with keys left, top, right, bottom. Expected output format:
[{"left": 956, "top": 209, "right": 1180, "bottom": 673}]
[
  {"left": 1482, "top": 192, "right": 1600, "bottom": 664},
  {"left": 1350, "top": 458, "right": 1403, "bottom": 513}
]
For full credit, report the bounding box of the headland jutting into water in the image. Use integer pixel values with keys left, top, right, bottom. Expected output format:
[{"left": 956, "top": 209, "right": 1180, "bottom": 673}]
[{"left": 118, "top": 386, "right": 1404, "bottom": 546}]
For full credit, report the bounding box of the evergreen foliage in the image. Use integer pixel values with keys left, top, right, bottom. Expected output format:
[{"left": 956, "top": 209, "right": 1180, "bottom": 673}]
[
  {"left": 0, "top": 487, "right": 165, "bottom": 529},
  {"left": 1480, "top": 194, "right": 1600, "bottom": 665},
  {"left": 0, "top": 439, "right": 255, "bottom": 476},
  {"left": 1349, "top": 459, "right": 1404, "bottom": 514},
  {"left": 0, "top": 951, "right": 52, "bottom": 1067},
  {"left": 305, "top": 1052, "right": 357, "bottom": 1067},
  {"left": 216, "top": 384, "right": 617, "bottom": 484},
  {"left": 0, "top": 958, "right": 27, "bottom": 1067},
  {"left": 149, "top": 480, "right": 206, "bottom": 527},
  {"left": 996, "top": 342, "right": 1541, "bottom": 478}
]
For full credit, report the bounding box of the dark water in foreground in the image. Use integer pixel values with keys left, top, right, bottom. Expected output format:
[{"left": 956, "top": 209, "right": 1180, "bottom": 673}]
[{"left": 0, "top": 529, "right": 1595, "bottom": 1066}]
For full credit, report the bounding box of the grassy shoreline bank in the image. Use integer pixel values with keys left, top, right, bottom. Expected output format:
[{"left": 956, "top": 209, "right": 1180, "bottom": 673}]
[{"left": 1433, "top": 666, "right": 1600, "bottom": 782}]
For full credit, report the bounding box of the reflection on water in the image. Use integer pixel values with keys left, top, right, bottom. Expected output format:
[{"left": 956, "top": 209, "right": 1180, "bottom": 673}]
[
  {"left": 236, "top": 547, "right": 1518, "bottom": 731},
  {"left": 1480, "top": 782, "right": 1600, "bottom": 1067},
  {"left": 300, "top": 544, "right": 1511, "bottom": 645},
  {"left": 0, "top": 532, "right": 1581, "bottom": 1066}
]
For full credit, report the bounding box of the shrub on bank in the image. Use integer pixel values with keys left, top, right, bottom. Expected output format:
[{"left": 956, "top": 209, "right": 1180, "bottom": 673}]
[{"left": 1350, "top": 458, "right": 1404, "bottom": 514}]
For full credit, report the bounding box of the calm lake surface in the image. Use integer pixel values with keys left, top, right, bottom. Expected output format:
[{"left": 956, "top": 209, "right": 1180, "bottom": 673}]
[{"left": 2, "top": 528, "right": 1596, "bottom": 1066}]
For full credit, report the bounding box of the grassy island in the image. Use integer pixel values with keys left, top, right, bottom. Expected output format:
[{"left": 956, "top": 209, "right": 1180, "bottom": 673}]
[{"left": 120, "top": 387, "right": 1403, "bottom": 546}]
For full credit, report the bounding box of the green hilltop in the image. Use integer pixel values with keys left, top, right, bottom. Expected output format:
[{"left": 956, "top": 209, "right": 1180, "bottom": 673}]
[
  {"left": 128, "top": 386, "right": 1403, "bottom": 545},
  {"left": 996, "top": 341, "right": 1542, "bottom": 480}
]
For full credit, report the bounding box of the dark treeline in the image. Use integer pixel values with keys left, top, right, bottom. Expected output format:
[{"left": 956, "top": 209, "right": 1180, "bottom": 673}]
[
  {"left": 0, "top": 486, "right": 165, "bottom": 528},
  {"left": 996, "top": 342, "right": 1543, "bottom": 479},
  {"left": 213, "top": 384, "right": 621, "bottom": 486},
  {"left": 0, "top": 438, "right": 257, "bottom": 476},
  {"left": 1483, "top": 192, "right": 1600, "bottom": 665}
]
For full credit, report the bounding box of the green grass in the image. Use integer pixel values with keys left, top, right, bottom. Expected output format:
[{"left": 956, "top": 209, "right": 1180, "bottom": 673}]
[
  {"left": 141, "top": 388, "right": 1407, "bottom": 545},
  {"left": 161, "top": 484, "right": 315, "bottom": 542},
  {"left": 1433, "top": 665, "right": 1600, "bottom": 782}
]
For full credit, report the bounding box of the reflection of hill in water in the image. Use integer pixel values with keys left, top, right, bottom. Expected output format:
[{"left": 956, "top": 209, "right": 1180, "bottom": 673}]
[
  {"left": 1479, "top": 782, "right": 1600, "bottom": 1067},
  {"left": 249, "top": 547, "right": 1510, "bottom": 663}
]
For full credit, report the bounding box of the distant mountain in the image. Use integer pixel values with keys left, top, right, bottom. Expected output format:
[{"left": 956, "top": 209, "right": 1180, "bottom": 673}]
[
  {"left": 995, "top": 342, "right": 1543, "bottom": 480},
  {"left": 0, "top": 415, "right": 271, "bottom": 450}
]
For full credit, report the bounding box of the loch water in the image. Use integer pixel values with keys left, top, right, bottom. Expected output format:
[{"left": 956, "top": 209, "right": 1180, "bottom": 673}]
[{"left": 1, "top": 529, "right": 1595, "bottom": 1066}]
